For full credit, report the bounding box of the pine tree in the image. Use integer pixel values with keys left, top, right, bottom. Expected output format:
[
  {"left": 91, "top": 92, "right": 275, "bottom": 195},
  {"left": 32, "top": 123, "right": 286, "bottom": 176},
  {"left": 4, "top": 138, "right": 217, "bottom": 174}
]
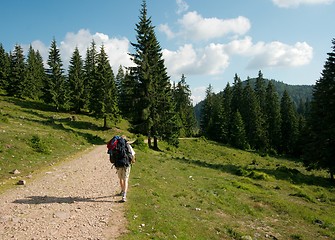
[
  {"left": 304, "top": 38, "right": 335, "bottom": 181},
  {"left": 241, "top": 81, "right": 267, "bottom": 150},
  {"left": 221, "top": 83, "right": 233, "bottom": 143},
  {"left": 83, "top": 40, "right": 98, "bottom": 109},
  {"left": 7, "top": 44, "right": 25, "bottom": 97},
  {"left": 230, "top": 110, "right": 248, "bottom": 150},
  {"left": 45, "top": 38, "right": 68, "bottom": 111},
  {"left": 280, "top": 90, "right": 298, "bottom": 155},
  {"left": 0, "top": 44, "right": 10, "bottom": 92},
  {"left": 129, "top": 0, "right": 179, "bottom": 148},
  {"left": 265, "top": 81, "right": 281, "bottom": 152},
  {"left": 200, "top": 84, "right": 214, "bottom": 137},
  {"left": 231, "top": 74, "right": 243, "bottom": 113},
  {"left": 23, "top": 45, "right": 45, "bottom": 99},
  {"left": 68, "top": 47, "right": 85, "bottom": 113},
  {"left": 89, "top": 45, "right": 119, "bottom": 128},
  {"left": 255, "top": 70, "right": 267, "bottom": 113},
  {"left": 115, "top": 65, "right": 124, "bottom": 96},
  {"left": 174, "top": 74, "right": 197, "bottom": 137},
  {"left": 118, "top": 70, "right": 136, "bottom": 119}
]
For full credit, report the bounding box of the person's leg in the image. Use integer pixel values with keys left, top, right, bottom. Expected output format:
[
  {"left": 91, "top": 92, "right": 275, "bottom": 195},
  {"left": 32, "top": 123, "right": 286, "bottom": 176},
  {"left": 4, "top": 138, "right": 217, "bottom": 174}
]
[
  {"left": 122, "top": 166, "right": 131, "bottom": 201},
  {"left": 117, "top": 168, "right": 125, "bottom": 194}
]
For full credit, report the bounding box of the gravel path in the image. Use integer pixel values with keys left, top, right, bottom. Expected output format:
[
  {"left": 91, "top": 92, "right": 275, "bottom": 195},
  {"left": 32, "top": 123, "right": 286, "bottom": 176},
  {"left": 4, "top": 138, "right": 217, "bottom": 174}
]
[{"left": 0, "top": 145, "right": 127, "bottom": 240}]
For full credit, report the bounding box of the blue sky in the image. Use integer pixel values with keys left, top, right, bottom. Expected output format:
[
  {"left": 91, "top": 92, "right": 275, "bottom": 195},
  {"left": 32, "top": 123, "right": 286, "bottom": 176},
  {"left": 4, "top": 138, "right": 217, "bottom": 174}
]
[{"left": 1, "top": 0, "right": 334, "bottom": 103}]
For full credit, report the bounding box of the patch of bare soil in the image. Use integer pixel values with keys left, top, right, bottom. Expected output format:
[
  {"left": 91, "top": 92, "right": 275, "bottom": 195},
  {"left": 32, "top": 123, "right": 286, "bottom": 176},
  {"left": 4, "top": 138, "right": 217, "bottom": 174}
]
[{"left": 0, "top": 145, "right": 127, "bottom": 240}]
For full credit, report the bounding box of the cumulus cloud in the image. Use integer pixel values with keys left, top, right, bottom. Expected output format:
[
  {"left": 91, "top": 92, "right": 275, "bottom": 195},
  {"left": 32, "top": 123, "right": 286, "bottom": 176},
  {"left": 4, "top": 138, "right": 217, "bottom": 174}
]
[
  {"left": 59, "top": 29, "right": 133, "bottom": 71},
  {"left": 158, "top": 24, "right": 175, "bottom": 39},
  {"left": 25, "top": 29, "right": 133, "bottom": 72},
  {"left": 162, "top": 36, "right": 313, "bottom": 79},
  {"left": 162, "top": 43, "right": 229, "bottom": 78},
  {"left": 159, "top": 11, "right": 251, "bottom": 41},
  {"left": 178, "top": 12, "right": 251, "bottom": 41},
  {"left": 245, "top": 41, "right": 313, "bottom": 69},
  {"left": 176, "top": 0, "right": 189, "bottom": 14},
  {"left": 272, "top": 0, "right": 334, "bottom": 8}
]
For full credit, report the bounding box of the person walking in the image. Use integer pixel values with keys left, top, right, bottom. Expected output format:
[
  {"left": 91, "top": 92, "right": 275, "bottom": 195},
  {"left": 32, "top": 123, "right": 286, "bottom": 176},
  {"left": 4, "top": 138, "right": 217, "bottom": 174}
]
[
  {"left": 107, "top": 135, "right": 135, "bottom": 202},
  {"left": 117, "top": 140, "right": 135, "bottom": 202}
]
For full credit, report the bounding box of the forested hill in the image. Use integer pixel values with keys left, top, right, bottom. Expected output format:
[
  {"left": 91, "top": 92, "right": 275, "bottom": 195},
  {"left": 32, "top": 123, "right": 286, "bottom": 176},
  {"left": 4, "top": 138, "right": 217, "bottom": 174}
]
[{"left": 194, "top": 79, "right": 314, "bottom": 123}]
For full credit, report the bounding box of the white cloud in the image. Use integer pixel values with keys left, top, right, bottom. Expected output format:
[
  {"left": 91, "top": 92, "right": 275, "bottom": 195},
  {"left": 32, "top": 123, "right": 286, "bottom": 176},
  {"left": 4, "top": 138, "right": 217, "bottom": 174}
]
[
  {"left": 59, "top": 29, "right": 133, "bottom": 71},
  {"left": 178, "top": 12, "right": 251, "bottom": 41},
  {"left": 158, "top": 24, "right": 175, "bottom": 39},
  {"left": 162, "top": 36, "right": 313, "bottom": 79},
  {"left": 191, "top": 86, "right": 207, "bottom": 105},
  {"left": 162, "top": 43, "right": 229, "bottom": 78},
  {"left": 176, "top": 0, "right": 189, "bottom": 14},
  {"left": 24, "top": 29, "right": 133, "bottom": 72},
  {"left": 159, "top": 11, "right": 251, "bottom": 41},
  {"left": 245, "top": 41, "right": 313, "bottom": 69},
  {"left": 272, "top": 0, "right": 334, "bottom": 7}
]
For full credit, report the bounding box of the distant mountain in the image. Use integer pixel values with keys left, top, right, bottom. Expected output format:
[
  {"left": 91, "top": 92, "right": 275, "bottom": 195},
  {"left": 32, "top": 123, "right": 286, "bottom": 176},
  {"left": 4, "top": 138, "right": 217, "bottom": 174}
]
[
  {"left": 194, "top": 79, "right": 314, "bottom": 124},
  {"left": 244, "top": 78, "right": 313, "bottom": 105}
]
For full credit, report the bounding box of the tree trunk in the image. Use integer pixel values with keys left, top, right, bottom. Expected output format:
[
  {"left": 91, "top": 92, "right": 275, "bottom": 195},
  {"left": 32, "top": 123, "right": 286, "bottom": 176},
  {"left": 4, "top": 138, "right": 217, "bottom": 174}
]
[
  {"left": 103, "top": 116, "right": 108, "bottom": 129},
  {"left": 148, "top": 136, "right": 152, "bottom": 148},
  {"left": 153, "top": 136, "right": 158, "bottom": 149}
]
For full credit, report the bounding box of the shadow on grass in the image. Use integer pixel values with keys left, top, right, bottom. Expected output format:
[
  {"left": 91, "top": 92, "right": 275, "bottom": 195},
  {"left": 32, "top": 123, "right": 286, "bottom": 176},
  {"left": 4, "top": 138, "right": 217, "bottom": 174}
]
[
  {"left": 172, "top": 156, "right": 240, "bottom": 176},
  {"left": 172, "top": 157, "right": 333, "bottom": 188},
  {"left": 13, "top": 195, "right": 115, "bottom": 204},
  {"left": 19, "top": 109, "right": 105, "bottom": 145}
]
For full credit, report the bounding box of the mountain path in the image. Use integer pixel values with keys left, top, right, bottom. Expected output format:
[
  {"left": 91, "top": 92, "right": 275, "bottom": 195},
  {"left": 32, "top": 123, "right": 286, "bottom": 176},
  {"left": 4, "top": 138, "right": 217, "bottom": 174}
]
[{"left": 0, "top": 145, "right": 127, "bottom": 240}]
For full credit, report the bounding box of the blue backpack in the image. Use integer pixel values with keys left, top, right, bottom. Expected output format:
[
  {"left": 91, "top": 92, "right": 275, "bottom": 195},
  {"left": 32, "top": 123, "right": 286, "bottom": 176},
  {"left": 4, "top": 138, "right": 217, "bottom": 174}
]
[{"left": 107, "top": 136, "right": 132, "bottom": 168}]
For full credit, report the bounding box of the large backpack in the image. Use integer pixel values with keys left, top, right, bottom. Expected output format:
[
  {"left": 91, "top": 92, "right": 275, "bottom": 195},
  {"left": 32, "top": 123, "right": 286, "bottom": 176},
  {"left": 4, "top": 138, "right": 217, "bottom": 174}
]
[{"left": 107, "top": 136, "right": 132, "bottom": 168}]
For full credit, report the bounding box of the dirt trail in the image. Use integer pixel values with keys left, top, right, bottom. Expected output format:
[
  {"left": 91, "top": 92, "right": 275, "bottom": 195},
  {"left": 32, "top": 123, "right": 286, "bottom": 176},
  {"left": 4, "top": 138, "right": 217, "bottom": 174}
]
[{"left": 0, "top": 145, "right": 127, "bottom": 240}]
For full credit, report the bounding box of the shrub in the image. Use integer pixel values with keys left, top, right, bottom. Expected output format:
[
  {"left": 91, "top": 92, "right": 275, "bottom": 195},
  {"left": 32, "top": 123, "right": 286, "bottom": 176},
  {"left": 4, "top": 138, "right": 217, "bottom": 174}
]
[{"left": 29, "top": 135, "right": 50, "bottom": 154}]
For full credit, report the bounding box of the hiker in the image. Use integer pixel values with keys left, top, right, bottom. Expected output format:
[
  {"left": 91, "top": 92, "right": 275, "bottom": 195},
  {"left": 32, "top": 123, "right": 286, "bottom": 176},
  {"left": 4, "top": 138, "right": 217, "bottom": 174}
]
[{"left": 107, "top": 135, "right": 135, "bottom": 202}]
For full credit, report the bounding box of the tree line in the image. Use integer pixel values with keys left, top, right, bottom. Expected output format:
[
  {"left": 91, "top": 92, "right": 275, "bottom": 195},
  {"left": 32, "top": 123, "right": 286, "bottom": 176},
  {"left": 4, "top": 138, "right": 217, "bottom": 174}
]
[
  {"left": 0, "top": 0, "right": 197, "bottom": 149},
  {"left": 0, "top": 0, "right": 333, "bottom": 181},
  {"left": 200, "top": 38, "right": 335, "bottom": 181}
]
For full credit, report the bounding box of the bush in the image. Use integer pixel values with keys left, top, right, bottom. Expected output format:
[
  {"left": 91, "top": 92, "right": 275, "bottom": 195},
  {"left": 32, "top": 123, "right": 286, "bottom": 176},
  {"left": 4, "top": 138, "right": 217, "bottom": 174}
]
[{"left": 29, "top": 135, "right": 50, "bottom": 154}]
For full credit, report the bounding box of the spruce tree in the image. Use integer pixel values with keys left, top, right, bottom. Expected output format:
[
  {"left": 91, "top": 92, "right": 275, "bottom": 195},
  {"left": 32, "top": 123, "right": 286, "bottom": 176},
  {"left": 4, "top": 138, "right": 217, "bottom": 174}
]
[
  {"left": 118, "top": 70, "right": 136, "bottom": 119},
  {"left": 231, "top": 74, "right": 243, "bottom": 114},
  {"left": 115, "top": 65, "right": 124, "bottom": 96},
  {"left": 280, "top": 90, "right": 298, "bottom": 155},
  {"left": 174, "top": 74, "right": 197, "bottom": 137},
  {"left": 242, "top": 81, "right": 267, "bottom": 150},
  {"left": 84, "top": 40, "right": 98, "bottom": 109},
  {"left": 0, "top": 44, "right": 10, "bottom": 92},
  {"left": 230, "top": 110, "right": 248, "bottom": 150},
  {"left": 23, "top": 45, "right": 45, "bottom": 99},
  {"left": 89, "top": 45, "right": 119, "bottom": 128},
  {"left": 68, "top": 47, "right": 85, "bottom": 113},
  {"left": 200, "top": 84, "right": 214, "bottom": 137},
  {"left": 129, "top": 0, "right": 179, "bottom": 148},
  {"left": 221, "top": 83, "right": 233, "bottom": 143},
  {"left": 7, "top": 44, "right": 25, "bottom": 97},
  {"left": 255, "top": 70, "right": 267, "bottom": 113},
  {"left": 304, "top": 38, "right": 335, "bottom": 181},
  {"left": 45, "top": 38, "right": 68, "bottom": 111},
  {"left": 265, "top": 81, "right": 281, "bottom": 152}
]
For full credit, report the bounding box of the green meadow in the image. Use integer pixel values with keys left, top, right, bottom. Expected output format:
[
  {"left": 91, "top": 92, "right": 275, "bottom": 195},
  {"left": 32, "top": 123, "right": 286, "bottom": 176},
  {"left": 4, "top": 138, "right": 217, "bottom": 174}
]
[{"left": 1, "top": 96, "right": 334, "bottom": 239}]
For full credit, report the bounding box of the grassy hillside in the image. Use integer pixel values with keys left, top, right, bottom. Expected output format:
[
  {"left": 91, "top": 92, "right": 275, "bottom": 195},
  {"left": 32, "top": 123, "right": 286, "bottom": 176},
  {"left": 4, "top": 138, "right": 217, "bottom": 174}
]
[
  {"left": 1, "top": 95, "right": 334, "bottom": 239},
  {"left": 0, "top": 95, "right": 130, "bottom": 190},
  {"left": 126, "top": 140, "right": 334, "bottom": 239}
]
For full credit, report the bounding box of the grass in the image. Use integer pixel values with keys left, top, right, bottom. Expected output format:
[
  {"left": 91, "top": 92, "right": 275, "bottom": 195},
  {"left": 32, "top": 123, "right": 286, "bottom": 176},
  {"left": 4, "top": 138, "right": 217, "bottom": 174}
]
[
  {"left": 0, "top": 95, "right": 132, "bottom": 190},
  {"left": 1, "top": 95, "right": 334, "bottom": 239},
  {"left": 124, "top": 139, "right": 335, "bottom": 240}
]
